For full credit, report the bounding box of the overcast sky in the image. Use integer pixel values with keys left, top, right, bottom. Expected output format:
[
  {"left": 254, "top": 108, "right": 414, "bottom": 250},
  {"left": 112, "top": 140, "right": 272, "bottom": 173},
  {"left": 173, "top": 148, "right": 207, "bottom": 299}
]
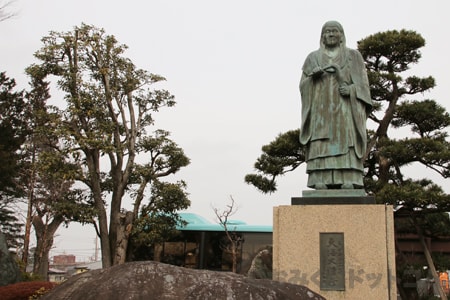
[{"left": 1, "top": 0, "right": 449, "bottom": 261}]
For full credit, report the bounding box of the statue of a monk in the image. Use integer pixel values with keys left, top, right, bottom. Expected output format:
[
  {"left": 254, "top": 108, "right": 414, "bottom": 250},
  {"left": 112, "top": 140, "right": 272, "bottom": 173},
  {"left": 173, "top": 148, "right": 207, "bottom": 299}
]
[{"left": 300, "top": 21, "right": 372, "bottom": 190}]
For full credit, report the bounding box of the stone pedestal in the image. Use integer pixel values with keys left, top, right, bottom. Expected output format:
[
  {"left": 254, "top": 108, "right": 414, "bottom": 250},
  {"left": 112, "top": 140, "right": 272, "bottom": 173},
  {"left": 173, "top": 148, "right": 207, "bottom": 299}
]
[{"left": 273, "top": 196, "right": 397, "bottom": 299}]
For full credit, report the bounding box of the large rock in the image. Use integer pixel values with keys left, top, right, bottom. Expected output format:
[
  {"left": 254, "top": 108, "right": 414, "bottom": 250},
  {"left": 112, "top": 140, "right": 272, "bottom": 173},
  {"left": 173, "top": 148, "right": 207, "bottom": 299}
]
[
  {"left": 43, "top": 261, "right": 325, "bottom": 300},
  {"left": 0, "top": 232, "right": 21, "bottom": 286}
]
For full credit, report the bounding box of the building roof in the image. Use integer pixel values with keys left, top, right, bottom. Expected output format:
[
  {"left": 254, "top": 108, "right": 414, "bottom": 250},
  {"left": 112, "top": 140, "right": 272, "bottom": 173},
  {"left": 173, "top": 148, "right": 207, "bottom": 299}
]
[
  {"left": 75, "top": 261, "right": 102, "bottom": 270},
  {"left": 48, "top": 268, "right": 66, "bottom": 274},
  {"left": 176, "top": 212, "right": 272, "bottom": 233}
]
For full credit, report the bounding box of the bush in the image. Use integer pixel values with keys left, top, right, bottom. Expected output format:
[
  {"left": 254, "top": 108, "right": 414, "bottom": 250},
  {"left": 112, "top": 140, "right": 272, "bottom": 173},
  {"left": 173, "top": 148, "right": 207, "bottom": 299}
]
[{"left": 0, "top": 281, "right": 57, "bottom": 300}]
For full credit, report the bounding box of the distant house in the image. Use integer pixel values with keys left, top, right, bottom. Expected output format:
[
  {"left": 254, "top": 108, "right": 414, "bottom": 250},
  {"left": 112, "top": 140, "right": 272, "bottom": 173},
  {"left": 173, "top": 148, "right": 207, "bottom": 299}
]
[
  {"left": 53, "top": 254, "right": 76, "bottom": 265},
  {"left": 48, "top": 268, "right": 67, "bottom": 283},
  {"left": 49, "top": 254, "right": 102, "bottom": 280},
  {"left": 74, "top": 261, "right": 103, "bottom": 274},
  {"left": 51, "top": 254, "right": 78, "bottom": 274}
]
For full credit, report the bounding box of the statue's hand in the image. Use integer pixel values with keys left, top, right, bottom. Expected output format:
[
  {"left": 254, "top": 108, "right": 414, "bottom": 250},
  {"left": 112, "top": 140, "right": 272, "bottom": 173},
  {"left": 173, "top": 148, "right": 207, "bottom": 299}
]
[
  {"left": 311, "top": 66, "right": 324, "bottom": 78},
  {"left": 339, "top": 84, "right": 350, "bottom": 96}
]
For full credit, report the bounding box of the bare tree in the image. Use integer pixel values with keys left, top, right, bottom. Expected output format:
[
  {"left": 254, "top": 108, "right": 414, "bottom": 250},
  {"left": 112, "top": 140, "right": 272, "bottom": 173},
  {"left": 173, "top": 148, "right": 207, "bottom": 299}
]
[
  {"left": 0, "top": 1, "right": 17, "bottom": 22},
  {"left": 213, "top": 196, "right": 243, "bottom": 273}
]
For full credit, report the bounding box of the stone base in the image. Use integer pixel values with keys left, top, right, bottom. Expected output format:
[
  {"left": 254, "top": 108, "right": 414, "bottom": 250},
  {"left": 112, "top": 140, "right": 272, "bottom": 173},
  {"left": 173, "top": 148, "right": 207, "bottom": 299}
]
[{"left": 273, "top": 203, "right": 397, "bottom": 299}]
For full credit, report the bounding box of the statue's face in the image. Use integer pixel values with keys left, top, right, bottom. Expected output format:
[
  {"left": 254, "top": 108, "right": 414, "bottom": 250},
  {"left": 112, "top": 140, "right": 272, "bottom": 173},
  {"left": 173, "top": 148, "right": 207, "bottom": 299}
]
[{"left": 322, "top": 26, "right": 341, "bottom": 48}]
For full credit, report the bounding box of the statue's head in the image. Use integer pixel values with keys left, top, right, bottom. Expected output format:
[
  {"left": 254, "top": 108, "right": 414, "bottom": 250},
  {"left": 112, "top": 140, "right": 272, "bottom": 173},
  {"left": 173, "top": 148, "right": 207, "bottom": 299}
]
[{"left": 320, "top": 20, "right": 346, "bottom": 49}]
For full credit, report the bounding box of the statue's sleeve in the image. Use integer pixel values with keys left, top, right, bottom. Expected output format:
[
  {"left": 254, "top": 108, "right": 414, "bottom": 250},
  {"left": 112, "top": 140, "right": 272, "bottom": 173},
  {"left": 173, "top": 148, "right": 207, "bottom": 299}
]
[
  {"left": 299, "top": 53, "right": 317, "bottom": 145},
  {"left": 349, "top": 49, "right": 372, "bottom": 158},
  {"left": 350, "top": 50, "right": 372, "bottom": 109}
]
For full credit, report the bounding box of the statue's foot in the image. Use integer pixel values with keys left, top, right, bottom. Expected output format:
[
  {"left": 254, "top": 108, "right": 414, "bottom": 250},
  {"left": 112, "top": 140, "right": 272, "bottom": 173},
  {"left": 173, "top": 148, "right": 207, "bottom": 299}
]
[
  {"left": 341, "top": 183, "right": 354, "bottom": 189},
  {"left": 315, "top": 183, "right": 328, "bottom": 190}
]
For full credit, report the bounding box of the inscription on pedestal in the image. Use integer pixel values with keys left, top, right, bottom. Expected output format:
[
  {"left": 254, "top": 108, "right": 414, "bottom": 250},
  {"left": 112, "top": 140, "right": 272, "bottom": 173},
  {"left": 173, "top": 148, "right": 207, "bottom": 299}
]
[{"left": 320, "top": 232, "right": 345, "bottom": 291}]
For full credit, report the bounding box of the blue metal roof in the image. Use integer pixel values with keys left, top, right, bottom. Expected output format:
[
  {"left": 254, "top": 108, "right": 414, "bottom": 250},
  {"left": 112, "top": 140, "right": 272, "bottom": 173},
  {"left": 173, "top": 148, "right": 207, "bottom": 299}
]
[{"left": 176, "top": 212, "right": 272, "bottom": 233}]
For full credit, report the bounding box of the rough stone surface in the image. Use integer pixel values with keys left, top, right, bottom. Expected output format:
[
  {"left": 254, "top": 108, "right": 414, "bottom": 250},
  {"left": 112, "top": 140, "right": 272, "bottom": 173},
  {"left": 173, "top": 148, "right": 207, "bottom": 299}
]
[
  {"left": 0, "top": 232, "right": 21, "bottom": 286},
  {"left": 42, "top": 261, "right": 325, "bottom": 300},
  {"left": 247, "top": 246, "right": 273, "bottom": 279}
]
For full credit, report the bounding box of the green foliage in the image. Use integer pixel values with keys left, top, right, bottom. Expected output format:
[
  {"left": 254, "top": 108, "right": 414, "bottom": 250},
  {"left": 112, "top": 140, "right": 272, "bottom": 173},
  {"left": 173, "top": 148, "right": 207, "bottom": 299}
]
[
  {"left": 376, "top": 180, "right": 450, "bottom": 210},
  {"left": 134, "top": 129, "right": 190, "bottom": 180},
  {"left": 0, "top": 72, "right": 29, "bottom": 194},
  {"left": 357, "top": 30, "right": 447, "bottom": 204},
  {"left": 24, "top": 75, "right": 88, "bottom": 220},
  {"left": 358, "top": 29, "right": 425, "bottom": 73},
  {"left": 392, "top": 100, "right": 450, "bottom": 138},
  {"left": 128, "top": 180, "right": 190, "bottom": 260},
  {"left": 0, "top": 197, "right": 23, "bottom": 249},
  {"left": 0, "top": 72, "right": 28, "bottom": 248},
  {"left": 16, "top": 259, "right": 43, "bottom": 281},
  {"left": 357, "top": 30, "right": 435, "bottom": 124},
  {"left": 27, "top": 24, "right": 190, "bottom": 266},
  {"left": 28, "top": 24, "right": 177, "bottom": 158},
  {"left": 244, "top": 129, "right": 304, "bottom": 193},
  {"left": 424, "top": 213, "right": 450, "bottom": 237},
  {"left": 377, "top": 99, "right": 450, "bottom": 188},
  {"left": 127, "top": 129, "right": 190, "bottom": 259},
  {"left": 362, "top": 39, "right": 450, "bottom": 293}
]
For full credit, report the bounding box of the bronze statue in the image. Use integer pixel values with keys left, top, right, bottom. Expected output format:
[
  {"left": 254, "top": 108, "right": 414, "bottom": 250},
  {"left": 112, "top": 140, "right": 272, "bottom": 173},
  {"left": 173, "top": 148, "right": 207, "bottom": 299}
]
[{"left": 300, "top": 21, "right": 372, "bottom": 190}]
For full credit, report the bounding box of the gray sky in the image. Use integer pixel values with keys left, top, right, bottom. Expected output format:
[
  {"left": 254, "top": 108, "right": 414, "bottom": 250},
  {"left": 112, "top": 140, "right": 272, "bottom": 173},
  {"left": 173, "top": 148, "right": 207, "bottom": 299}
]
[{"left": 1, "top": 0, "right": 449, "bottom": 261}]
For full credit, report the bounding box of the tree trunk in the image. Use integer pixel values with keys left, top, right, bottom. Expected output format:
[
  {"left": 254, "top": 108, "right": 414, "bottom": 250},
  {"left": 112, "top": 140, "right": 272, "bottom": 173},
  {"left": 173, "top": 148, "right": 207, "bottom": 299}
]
[
  {"left": 231, "top": 245, "right": 237, "bottom": 273},
  {"left": 22, "top": 187, "right": 33, "bottom": 271},
  {"left": 97, "top": 205, "right": 111, "bottom": 268},
  {"left": 85, "top": 149, "right": 112, "bottom": 268},
  {"left": 22, "top": 147, "right": 36, "bottom": 270},
  {"left": 378, "top": 155, "right": 391, "bottom": 185},
  {"left": 108, "top": 189, "right": 124, "bottom": 265},
  {"left": 32, "top": 216, "right": 62, "bottom": 280},
  {"left": 364, "top": 78, "right": 399, "bottom": 162},
  {"left": 414, "top": 218, "right": 447, "bottom": 300},
  {"left": 108, "top": 152, "right": 135, "bottom": 265},
  {"left": 112, "top": 211, "right": 134, "bottom": 265}
]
